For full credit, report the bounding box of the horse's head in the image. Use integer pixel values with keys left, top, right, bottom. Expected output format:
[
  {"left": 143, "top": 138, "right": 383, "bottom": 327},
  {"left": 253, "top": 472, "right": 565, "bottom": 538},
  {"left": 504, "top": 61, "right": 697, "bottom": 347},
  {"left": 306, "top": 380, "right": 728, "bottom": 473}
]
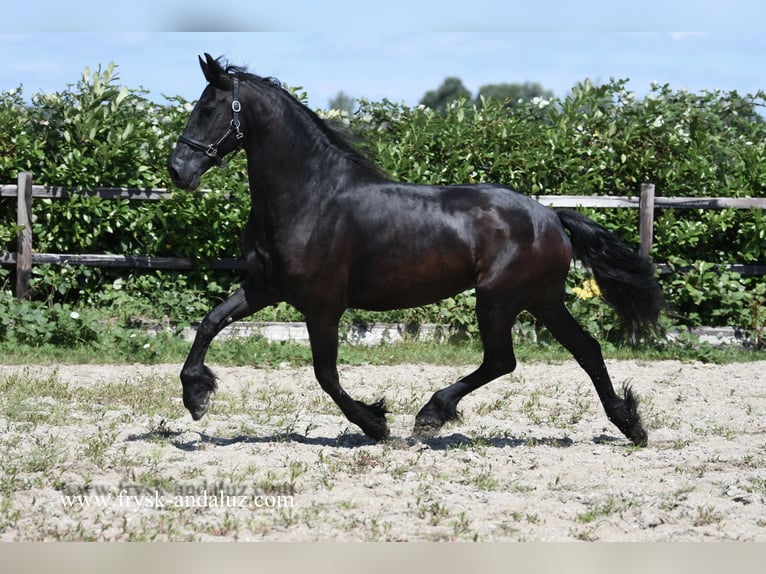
[{"left": 167, "top": 53, "right": 246, "bottom": 191}]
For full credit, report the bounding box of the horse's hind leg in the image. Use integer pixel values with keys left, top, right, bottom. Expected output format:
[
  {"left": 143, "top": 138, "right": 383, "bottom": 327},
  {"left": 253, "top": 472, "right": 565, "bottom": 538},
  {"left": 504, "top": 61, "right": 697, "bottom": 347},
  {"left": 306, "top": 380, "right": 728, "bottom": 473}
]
[
  {"left": 529, "top": 296, "right": 648, "bottom": 446},
  {"left": 181, "top": 280, "right": 274, "bottom": 420},
  {"left": 306, "top": 314, "right": 389, "bottom": 441},
  {"left": 413, "top": 295, "right": 518, "bottom": 437}
]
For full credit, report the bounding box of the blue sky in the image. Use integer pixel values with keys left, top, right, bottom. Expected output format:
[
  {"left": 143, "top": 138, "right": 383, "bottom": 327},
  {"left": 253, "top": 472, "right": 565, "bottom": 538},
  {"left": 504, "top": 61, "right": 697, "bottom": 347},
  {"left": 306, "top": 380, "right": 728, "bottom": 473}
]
[{"left": 2, "top": 2, "right": 766, "bottom": 110}]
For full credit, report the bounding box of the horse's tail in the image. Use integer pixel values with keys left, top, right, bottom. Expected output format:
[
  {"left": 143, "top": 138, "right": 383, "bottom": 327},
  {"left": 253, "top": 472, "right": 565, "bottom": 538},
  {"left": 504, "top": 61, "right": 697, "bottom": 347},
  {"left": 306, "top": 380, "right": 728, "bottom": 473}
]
[{"left": 556, "top": 208, "right": 664, "bottom": 338}]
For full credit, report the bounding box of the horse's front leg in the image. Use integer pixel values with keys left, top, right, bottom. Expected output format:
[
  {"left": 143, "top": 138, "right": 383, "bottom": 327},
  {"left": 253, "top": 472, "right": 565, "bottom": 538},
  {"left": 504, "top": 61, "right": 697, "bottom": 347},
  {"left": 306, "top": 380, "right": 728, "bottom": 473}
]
[
  {"left": 181, "top": 281, "right": 274, "bottom": 420},
  {"left": 306, "top": 314, "right": 389, "bottom": 440}
]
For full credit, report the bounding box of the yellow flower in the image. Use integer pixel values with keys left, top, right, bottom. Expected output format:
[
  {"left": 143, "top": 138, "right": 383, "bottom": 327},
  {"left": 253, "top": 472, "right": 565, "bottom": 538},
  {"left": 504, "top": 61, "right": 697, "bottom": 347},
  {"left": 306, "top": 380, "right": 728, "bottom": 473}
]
[{"left": 573, "top": 278, "right": 602, "bottom": 300}]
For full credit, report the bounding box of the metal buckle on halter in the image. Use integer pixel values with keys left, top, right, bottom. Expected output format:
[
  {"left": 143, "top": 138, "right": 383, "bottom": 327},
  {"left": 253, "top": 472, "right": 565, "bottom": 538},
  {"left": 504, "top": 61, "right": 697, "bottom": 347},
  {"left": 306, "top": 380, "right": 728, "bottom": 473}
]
[
  {"left": 231, "top": 84, "right": 244, "bottom": 140},
  {"left": 232, "top": 121, "right": 244, "bottom": 140}
]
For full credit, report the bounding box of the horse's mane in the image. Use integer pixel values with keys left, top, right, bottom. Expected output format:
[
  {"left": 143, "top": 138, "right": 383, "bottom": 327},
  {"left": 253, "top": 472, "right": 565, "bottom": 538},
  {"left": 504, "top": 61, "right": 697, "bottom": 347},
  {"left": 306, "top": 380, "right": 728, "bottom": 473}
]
[{"left": 221, "top": 61, "right": 389, "bottom": 180}]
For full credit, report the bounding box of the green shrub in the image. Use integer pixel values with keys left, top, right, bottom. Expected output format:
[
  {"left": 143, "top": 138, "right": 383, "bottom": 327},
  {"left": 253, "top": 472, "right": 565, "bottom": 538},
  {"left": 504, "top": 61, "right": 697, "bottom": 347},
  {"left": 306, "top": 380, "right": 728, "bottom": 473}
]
[
  {"left": 0, "top": 292, "right": 99, "bottom": 346},
  {"left": 1, "top": 66, "right": 764, "bottom": 337}
]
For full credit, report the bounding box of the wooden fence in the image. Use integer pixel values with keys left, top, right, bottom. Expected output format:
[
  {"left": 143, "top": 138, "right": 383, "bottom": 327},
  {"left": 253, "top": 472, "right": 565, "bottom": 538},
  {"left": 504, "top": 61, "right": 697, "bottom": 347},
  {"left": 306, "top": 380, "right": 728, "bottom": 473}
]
[{"left": 2, "top": 173, "right": 766, "bottom": 299}]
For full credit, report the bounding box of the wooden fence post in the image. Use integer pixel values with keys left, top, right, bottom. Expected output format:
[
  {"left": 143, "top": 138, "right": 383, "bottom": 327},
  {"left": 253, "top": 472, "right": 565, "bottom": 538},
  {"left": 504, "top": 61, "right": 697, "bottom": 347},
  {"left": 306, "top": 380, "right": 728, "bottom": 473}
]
[
  {"left": 16, "top": 171, "right": 33, "bottom": 299},
  {"left": 639, "top": 183, "right": 655, "bottom": 258}
]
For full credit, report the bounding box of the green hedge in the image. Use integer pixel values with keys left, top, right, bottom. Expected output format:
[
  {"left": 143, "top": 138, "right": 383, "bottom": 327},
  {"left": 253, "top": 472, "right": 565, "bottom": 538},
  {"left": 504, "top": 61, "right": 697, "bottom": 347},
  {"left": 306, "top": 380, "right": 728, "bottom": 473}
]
[{"left": 1, "top": 66, "right": 765, "bottom": 341}]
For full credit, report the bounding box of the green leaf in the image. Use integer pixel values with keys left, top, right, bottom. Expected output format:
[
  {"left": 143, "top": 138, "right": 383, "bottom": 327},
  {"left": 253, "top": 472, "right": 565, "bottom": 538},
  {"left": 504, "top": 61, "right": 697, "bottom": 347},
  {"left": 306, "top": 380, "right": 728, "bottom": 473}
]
[{"left": 116, "top": 86, "right": 129, "bottom": 106}]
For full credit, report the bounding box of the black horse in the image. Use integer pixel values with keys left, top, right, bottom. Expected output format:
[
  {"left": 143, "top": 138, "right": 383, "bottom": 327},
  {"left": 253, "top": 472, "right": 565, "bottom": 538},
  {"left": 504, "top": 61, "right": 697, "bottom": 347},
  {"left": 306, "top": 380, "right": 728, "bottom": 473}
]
[{"left": 168, "top": 54, "right": 664, "bottom": 446}]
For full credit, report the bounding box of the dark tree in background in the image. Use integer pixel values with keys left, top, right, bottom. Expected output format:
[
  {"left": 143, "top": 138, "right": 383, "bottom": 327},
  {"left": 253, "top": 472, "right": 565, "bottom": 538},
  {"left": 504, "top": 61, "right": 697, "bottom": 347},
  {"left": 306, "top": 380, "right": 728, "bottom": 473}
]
[
  {"left": 475, "top": 82, "right": 554, "bottom": 108},
  {"left": 419, "top": 77, "right": 471, "bottom": 111},
  {"left": 419, "top": 77, "right": 554, "bottom": 111},
  {"left": 328, "top": 90, "right": 356, "bottom": 113}
]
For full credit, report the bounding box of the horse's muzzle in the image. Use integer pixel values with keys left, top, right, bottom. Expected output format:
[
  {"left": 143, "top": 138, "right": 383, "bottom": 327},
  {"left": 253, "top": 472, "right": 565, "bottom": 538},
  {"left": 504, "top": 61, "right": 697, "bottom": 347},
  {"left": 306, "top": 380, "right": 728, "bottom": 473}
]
[{"left": 167, "top": 153, "right": 202, "bottom": 191}]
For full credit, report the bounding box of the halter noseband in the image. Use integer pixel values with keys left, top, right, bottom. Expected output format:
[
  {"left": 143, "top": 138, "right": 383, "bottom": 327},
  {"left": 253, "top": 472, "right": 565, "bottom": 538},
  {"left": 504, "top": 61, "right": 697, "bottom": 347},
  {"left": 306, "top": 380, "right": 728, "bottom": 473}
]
[{"left": 177, "top": 77, "right": 245, "bottom": 166}]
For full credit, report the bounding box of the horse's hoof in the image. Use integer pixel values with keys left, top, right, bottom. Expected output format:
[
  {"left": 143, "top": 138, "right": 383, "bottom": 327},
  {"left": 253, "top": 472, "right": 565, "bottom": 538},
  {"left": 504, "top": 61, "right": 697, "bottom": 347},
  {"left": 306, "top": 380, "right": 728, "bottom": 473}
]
[
  {"left": 412, "top": 398, "right": 453, "bottom": 439},
  {"left": 185, "top": 390, "right": 213, "bottom": 421},
  {"left": 411, "top": 419, "right": 441, "bottom": 440},
  {"left": 364, "top": 420, "right": 390, "bottom": 442},
  {"left": 629, "top": 427, "right": 648, "bottom": 447}
]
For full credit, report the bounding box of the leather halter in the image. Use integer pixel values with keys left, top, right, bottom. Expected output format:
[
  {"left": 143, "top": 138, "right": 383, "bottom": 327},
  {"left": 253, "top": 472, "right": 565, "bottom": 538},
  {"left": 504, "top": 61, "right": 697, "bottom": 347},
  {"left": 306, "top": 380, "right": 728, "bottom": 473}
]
[{"left": 177, "top": 77, "right": 245, "bottom": 166}]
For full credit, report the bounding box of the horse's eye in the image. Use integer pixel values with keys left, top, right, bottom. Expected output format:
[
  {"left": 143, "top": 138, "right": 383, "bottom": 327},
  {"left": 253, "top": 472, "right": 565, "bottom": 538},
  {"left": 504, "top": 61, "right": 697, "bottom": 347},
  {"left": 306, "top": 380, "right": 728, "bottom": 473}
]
[{"left": 201, "top": 105, "right": 216, "bottom": 118}]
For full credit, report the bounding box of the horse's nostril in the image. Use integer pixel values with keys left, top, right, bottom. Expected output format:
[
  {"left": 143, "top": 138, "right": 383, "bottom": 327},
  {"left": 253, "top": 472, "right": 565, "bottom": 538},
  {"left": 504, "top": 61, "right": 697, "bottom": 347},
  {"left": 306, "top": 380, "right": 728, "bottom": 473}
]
[{"left": 168, "top": 165, "right": 181, "bottom": 186}]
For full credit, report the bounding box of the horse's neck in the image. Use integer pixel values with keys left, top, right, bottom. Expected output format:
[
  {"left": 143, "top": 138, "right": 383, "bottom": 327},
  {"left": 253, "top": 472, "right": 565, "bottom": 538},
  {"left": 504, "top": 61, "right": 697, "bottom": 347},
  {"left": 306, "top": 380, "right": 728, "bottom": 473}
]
[
  {"left": 246, "top": 138, "right": 369, "bottom": 207},
  {"left": 243, "top": 93, "right": 385, "bottom": 212}
]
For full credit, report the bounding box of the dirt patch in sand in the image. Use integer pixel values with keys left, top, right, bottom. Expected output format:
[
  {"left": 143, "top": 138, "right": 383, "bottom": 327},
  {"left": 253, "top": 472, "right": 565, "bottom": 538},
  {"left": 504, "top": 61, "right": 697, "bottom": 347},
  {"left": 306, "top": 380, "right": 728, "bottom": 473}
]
[{"left": 1, "top": 359, "right": 765, "bottom": 541}]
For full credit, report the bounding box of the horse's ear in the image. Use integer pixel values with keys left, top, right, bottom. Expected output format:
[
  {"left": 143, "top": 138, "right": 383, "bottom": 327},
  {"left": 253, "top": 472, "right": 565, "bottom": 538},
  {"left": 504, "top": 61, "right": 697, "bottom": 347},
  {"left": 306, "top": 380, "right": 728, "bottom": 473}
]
[{"left": 199, "top": 53, "right": 229, "bottom": 88}]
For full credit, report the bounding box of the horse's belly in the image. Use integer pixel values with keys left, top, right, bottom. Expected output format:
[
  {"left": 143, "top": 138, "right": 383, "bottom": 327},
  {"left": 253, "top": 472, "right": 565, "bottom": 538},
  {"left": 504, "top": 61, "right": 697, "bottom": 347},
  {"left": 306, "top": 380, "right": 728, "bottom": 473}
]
[{"left": 347, "top": 256, "right": 476, "bottom": 311}]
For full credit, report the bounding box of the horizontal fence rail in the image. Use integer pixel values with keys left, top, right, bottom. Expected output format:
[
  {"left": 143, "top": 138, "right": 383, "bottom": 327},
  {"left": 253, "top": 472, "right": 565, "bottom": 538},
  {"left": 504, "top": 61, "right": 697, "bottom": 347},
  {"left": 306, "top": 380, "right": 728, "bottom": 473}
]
[
  {"left": 2, "top": 173, "right": 765, "bottom": 299},
  {"left": 536, "top": 194, "right": 766, "bottom": 210},
  {"left": 0, "top": 252, "right": 246, "bottom": 270},
  {"left": 0, "top": 184, "right": 173, "bottom": 201}
]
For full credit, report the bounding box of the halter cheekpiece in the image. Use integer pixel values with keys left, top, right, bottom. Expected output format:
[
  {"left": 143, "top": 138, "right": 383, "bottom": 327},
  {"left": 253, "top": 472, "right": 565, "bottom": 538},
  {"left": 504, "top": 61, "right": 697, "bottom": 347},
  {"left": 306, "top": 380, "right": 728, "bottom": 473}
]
[{"left": 177, "top": 77, "right": 245, "bottom": 166}]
